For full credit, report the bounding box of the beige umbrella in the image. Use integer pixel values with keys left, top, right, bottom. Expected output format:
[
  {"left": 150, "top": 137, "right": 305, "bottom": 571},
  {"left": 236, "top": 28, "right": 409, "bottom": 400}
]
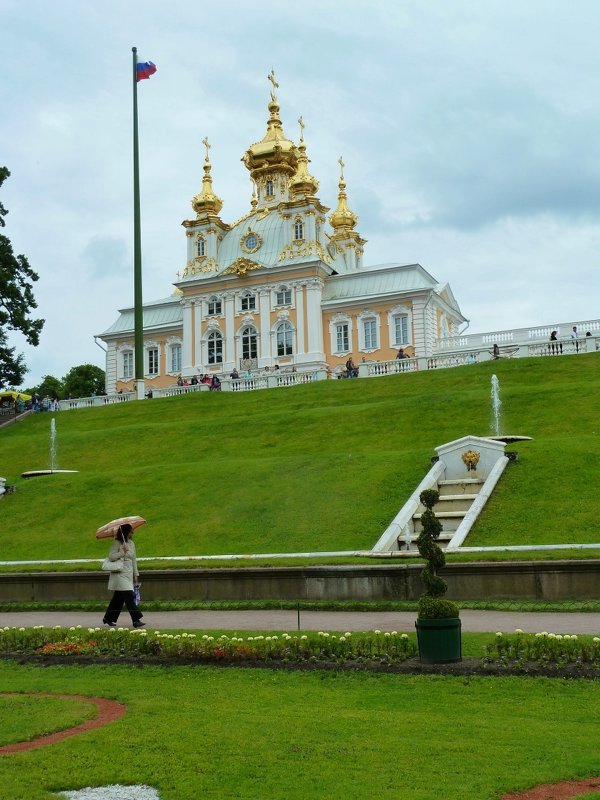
[{"left": 95, "top": 515, "right": 147, "bottom": 539}]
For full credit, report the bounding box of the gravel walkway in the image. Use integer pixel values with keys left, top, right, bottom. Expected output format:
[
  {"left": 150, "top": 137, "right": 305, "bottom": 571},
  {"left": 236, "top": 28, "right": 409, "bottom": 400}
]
[{"left": 2, "top": 609, "right": 599, "bottom": 634}]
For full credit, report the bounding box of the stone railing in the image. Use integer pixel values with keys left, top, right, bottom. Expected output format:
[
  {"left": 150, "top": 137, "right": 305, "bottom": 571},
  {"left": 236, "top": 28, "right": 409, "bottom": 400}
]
[{"left": 435, "top": 319, "right": 600, "bottom": 352}]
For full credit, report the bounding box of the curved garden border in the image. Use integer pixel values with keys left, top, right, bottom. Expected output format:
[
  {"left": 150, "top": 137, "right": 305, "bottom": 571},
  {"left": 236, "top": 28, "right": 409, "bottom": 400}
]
[{"left": 0, "top": 693, "right": 126, "bottom": 755}]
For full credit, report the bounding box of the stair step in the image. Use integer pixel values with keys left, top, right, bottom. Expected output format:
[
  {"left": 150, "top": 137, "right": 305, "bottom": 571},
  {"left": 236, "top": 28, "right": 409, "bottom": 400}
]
[
  {"left": 437, "top": 494, "right": 479, "bottom": 502},
  {"left": 414, "top": 511, "right": 465, "bottom": 519},
  {"left": 438, "top": 478, "right": 483, "bottom": 485}
]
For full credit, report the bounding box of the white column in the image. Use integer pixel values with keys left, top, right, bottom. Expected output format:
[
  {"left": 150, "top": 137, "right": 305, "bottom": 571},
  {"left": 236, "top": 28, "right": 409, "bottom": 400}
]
[
  {"left": 194, "top": 296, "right": 204, "bottom": 372},
  {"left": 182, "top": 301, "right": 194, "bottom": 375},
  {"left": 258, "top": 287, "right": 271, "bottom": 367},
  {"left": 224, "top": 292, "right": 235, "bottom": 369},
  {"left": 305, "top": 279, "right": 324, "bottom": 362},
  {"left": 294, "top": 282, "right": 306, "bottom": 357}
]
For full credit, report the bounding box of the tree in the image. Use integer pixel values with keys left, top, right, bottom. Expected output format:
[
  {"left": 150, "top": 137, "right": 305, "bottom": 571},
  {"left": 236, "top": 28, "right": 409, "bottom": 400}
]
[
  {"left": 0, "top": 167, "right": 44, "bottom": 388},
  {"left": 26, "top": 374, "right": 64, "bottom": 399},
  {"left": 63, "top": 364, "right": 105, "bottom": 398}
]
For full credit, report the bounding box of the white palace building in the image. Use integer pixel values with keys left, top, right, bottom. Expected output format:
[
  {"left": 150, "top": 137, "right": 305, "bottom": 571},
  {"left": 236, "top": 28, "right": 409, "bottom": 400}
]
[
  {"left": 96, "top": 75, "right": 599, "bottom": 404},
  {"left": 98, "top": 76, "right": 467, "bottom": 395}
]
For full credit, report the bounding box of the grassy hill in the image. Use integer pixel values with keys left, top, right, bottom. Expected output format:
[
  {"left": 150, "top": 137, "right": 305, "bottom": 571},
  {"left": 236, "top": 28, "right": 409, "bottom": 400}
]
[{"left": 1, "top": 354, "right": 599, "bottom": 564}]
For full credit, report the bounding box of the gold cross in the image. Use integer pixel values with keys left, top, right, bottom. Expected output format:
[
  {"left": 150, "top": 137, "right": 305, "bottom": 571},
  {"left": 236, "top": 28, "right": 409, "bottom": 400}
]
[
  {"left": 298, "top": 116, "right": 305, "bottom": 142},
  {"left": 267, "top": 69, "right": 279, "bottom": 100},
  {"left": 202, "top": 137, "right": 211, "bottom": 161},
  {"left": 338, "top": 156, "right": 345, "bottom": 180}
]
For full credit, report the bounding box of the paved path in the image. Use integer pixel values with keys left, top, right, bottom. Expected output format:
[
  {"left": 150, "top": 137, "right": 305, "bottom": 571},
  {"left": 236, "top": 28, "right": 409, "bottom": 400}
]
[{"left": 1, "top": 610, "right": 600, "bottom": 634}]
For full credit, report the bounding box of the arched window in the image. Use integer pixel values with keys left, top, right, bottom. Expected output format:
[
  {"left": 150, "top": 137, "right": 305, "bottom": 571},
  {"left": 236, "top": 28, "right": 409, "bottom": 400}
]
[
  {"left": 207, "top": 296, "right": 222, "bottom": 315},
  {"left": 241, "top": 326, "right": 258, "bottom": 360},
  {"left": 275, "top": 286, "right": 292, "bottom": 306},
  {"left": 294, "top": 218, "right": 304, "bottom": 240},
  {"left": 276, "top": 321, "right": 294, "bottom": 356},
  {"left": 240, "top": 292, "right": 256, "bottom": 312},
  {"left": 265, "top": 179, "right": 274, "bottom": 197},
  {"left": 207, "top": 331, "right": 223, "bottom": 365},
  {"left": 197, "top": 236, "right": 206, "bottom": 257}
]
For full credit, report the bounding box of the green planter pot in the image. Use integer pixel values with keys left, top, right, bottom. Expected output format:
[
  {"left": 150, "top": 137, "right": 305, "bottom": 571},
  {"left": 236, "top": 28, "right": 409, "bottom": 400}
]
[{"left": 415, "top": 617, "right": 462, "bottom": 664}]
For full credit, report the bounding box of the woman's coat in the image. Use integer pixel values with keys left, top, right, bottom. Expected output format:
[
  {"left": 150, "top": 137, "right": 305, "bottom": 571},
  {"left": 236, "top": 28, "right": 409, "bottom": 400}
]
[{"left": 106, "top": 538, "right": 138, "bottom": 592}]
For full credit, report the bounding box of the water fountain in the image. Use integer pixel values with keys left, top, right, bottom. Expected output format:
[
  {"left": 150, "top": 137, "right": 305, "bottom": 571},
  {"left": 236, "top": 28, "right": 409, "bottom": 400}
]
[
  {"left": 487, "top": 374, "right": 532, "bottom": 444},
  {"left": 21, "top": 418, "right": 79, "bottom": 478}
]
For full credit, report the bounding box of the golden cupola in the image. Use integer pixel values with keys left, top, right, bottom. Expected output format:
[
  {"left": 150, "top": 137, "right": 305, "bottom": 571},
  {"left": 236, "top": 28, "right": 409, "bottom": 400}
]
[
  {"left": 290, "top": 116, "right": 319, "bottom": 198},
  {"left": 329, "top": 157, "right": 358, "bottom": 232},
  {"left": 191, "top": 137, "right": 223, "bottom": 217},
  {"left": 242, "top": 70, "right": 298, "bottom": 181}
]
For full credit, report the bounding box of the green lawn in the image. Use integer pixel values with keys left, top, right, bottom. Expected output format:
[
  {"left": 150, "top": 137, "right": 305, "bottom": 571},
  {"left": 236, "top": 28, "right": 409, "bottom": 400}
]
[
  {"left": 0, "top": 661, "right": 598, "bottom": 800},
  {"left": 1, "top": 354, "right": 599, "bottom": 563}
]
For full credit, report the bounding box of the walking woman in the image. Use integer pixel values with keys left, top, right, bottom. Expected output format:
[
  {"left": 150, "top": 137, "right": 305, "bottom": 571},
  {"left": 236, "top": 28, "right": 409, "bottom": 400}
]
[{"left": 102, "top": 523, "right": 145, "bottom": 628}]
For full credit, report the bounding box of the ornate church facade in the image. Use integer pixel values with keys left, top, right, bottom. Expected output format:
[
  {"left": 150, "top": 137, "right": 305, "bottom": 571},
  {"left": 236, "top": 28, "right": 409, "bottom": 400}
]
[{"left": 99, "top": 75, "right": 466, "bottom": 393}]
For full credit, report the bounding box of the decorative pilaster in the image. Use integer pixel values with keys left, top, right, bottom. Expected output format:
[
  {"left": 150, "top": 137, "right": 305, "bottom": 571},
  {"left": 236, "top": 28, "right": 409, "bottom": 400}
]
[
  {"left": 258, "top": 286, "right": 271, "bottom": 366},
  {"left": 305, "top": 279, "right": 324, "bottom": 360},
  {"left": 294, "top": 282, "right": 306, "bottom": 357},
  {"left": 194, "top": 297, "right": 204, "bottom": 372},
  {"left": 182, "top": 300, "right": 194, "bottom": 375},
  {"left": 224, "top": 292, "right": 235, "bottom": 368}
]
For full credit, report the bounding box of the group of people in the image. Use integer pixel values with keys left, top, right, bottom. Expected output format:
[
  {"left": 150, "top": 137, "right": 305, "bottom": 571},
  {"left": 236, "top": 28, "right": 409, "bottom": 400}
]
[{"left": 549, "top": 326, "right": 592, "bottom": 355}]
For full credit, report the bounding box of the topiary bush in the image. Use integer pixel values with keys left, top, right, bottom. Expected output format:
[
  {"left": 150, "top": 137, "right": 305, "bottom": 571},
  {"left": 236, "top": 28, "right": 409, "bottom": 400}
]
[{"left": 416, "top": 488, "right": 459, "bottom": 619}]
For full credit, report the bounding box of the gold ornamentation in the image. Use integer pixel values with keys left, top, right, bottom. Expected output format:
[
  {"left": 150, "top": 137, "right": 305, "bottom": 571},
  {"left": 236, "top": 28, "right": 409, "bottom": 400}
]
[
  {"left": 240, "top": 228, "right": 263, "bottom": 254},
  {"left": 223, "top": 257, "right": 262, "bottom": 278},
  {"left": 267, "top": 68, "right": 279, "bottom": 101},
  {"left": 181, "top": 257, "right": 218, "bottom": 277},
  {"left": 461, "top": 450, "right": 480, "bottom": 471},
  {"left": 278, "top": 240, "right": 331, "bottom": 264}
]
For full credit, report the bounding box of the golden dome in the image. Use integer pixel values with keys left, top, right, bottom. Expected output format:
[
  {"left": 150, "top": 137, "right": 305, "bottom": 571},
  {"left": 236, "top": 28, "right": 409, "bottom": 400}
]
[
  {"left": 290, "top": 117, "right": 319, "bottom": 198},
  {"left": 242, "top": 70, "right": 298, "bottom": 180},
  {"left": 192, "top": 137, "right": 223, "bottom": 217},
  {"left": 329, "top": 156, "right": 358, "bottom": 231}
]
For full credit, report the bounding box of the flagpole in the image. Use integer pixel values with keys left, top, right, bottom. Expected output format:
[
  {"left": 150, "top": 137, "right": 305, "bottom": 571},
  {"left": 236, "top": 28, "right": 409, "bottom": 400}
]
[{"left": 132, "top": 46, "right": 145, "bottom": 400}]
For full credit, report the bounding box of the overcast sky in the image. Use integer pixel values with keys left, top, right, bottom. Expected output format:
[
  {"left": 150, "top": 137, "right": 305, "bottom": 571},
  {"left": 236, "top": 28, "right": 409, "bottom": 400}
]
[{"left": 3, "top": 0, "right": 599, "bottom": 387}]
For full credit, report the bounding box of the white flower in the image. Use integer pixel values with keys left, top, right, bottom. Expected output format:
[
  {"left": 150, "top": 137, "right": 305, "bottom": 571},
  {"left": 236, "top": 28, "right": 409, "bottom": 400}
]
[
  {"left": 593, "top": 637, "right": 600, "bottom": 643},
  {"left": 344, "top": 632, "right": 352, "bottom": 638},
  {"left": 301, "top": 635, "right": 307, "bottom": 641},
  {"left": 391, "top": 631, "right": 398, "bottom": 636},
  {"left": 374, "top": 630, "right": 381, "bottom": 635},
  {"left": 339, "top": 637, "right": 346, "bottom": 643},
  {"left": 496, "top": 632, "right": 503, "bottom": 637},
  {"left": 514, "top": 629, "right": 523, "bottom": 634},
  {"left": 401, "top": 634, "right": 408, "bottom": 640}
]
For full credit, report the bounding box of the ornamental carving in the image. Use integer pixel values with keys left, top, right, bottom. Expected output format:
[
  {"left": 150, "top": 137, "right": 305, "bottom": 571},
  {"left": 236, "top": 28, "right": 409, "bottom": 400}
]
[
  {"left": 223, "top": 257, "right": 262, "bottom": 278},
  {"left": 277, "top": 240, "right": 331, "bottom": 264},
  {"left": 240, "top": 228, "right": 263, "bottom": 254},
  {"left": 181, "top": 257, "right": 219, "bottom": 277}
]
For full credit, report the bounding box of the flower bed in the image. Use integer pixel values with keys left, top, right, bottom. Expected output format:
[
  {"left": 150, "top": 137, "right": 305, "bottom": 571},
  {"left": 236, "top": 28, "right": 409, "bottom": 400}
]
[
  {"left": 0, "top": 625, "right": 417, "bottom": 667},
  {"left": 1, "top": 626, "right": 600, "bottom": 677}
]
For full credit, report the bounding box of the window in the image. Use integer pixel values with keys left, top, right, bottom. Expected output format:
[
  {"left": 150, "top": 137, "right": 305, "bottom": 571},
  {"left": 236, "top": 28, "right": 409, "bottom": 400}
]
[
  {"left": 147, "top": 347, "right": 159, "bottom": 376},
  {"left": 294, "top": 218, "right": 304, "bottom": 240},
  {"left": 265, "top": 179, "right": 274, "bottom": 197},
  {"left": 363, "top": 318, "right": 378, "bottom": 349},
  {"left": 208, "top": 296, "right": 222, "bottom": 315},
  {"left": 197, "top": 236, "right": 205, "bottom": 257},
  {"left": 240, "top": 292, "right": 256, "bottom": 312},
  {"left": 394, "top": 314, "right": 409, "bottom": 346},
  {"left": 122, "top": 351, "right": 133, "bottom": 380},
  {"left": 336, "top": 323, "right": 349, "bottom": 353},
  {"left": 275, "top": 286, "right": 292, "bottom": 306},
  {"left": 207, "top": 331, "right": 223, "bottom": 364},
  {"left": 276, "top": 321, "right": 294, "bottom": 356},
  {"left": 241, "top": 326, "right": 258, "bottom": 360},
  {"left": 170, "top": 344, "right": 182, "bottom": 374}
]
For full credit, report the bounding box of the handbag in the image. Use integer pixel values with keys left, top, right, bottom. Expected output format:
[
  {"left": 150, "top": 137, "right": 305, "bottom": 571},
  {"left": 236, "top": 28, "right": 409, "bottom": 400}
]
[{"left": 102, "top": 557, "right": 124, "bottom": 572}]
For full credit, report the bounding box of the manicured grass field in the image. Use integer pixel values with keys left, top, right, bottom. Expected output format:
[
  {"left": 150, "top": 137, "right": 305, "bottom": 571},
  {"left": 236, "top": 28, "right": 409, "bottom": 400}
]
[
  {"left": 1, "top": 354, "right": 599, "bottom": 563},
  {"left": 0, "top": 661, "right": 598, "bottom": 800}
]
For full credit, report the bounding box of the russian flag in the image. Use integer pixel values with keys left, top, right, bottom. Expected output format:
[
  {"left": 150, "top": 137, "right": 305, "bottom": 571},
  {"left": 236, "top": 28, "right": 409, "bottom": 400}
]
[{"left": 136, "top": 60, "right": 157, "bottom": 82}]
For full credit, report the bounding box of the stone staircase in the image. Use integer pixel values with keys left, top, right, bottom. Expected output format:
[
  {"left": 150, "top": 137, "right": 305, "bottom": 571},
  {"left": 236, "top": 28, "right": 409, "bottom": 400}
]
[{"left": 410, "top": 477, "right": 485, "bottom": 551}]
